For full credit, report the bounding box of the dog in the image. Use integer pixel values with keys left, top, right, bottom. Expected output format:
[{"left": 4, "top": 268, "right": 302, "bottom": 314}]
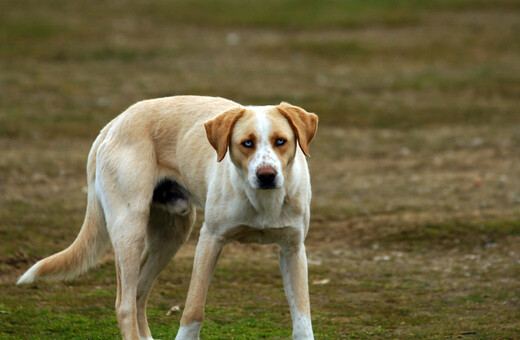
[{"left": 17, "top": 96, "right": 318, "bottom": 340}]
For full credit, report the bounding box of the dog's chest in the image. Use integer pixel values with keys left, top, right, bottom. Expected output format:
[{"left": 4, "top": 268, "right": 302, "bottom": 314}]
[
  {"left": 244, "top": 190, "right": 284, "bottom": 227},
  {"left": 224, "top": 193, "right": 303, "bottom": 234}
]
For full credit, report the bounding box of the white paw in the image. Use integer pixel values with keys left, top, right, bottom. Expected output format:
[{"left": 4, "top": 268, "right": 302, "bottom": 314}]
[{"left": 175, "top": 321, "right": 202, "bottom": 340}]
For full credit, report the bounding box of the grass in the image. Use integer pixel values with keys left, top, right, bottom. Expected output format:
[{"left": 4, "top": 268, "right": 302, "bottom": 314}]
[{"left": 1, "top": 0, "right": 520, "bottom": 339}]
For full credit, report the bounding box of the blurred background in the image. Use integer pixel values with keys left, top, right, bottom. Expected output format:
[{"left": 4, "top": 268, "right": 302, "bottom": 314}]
[{"left": 1, "top": 0, "right": 519, "bottom": 338}]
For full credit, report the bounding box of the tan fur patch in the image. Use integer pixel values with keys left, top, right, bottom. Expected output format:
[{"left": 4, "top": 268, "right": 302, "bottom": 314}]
[
  {"left": 267, "top": 108, "right": 297, "bottom": 177},
  {"left": 277, "top": 102, "right": 318, "bottom": 157},
  {"left": 229, "top": 110, "right": 258, "bottom": 178},
  {"left": 204, "top": 107, "right": 245, "bottom": 162}
]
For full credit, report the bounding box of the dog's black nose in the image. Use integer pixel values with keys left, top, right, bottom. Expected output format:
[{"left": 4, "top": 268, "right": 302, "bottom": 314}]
[{"left": 256, "top": 167, "right": 277, "bottom": 188}]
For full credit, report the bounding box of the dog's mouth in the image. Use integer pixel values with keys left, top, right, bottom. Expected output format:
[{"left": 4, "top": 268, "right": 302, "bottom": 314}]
[
  {"left": 257, "top": 182, "right": 278, "bottom": 190},
  {"left": 251, "top": 177, "right": 283, "bottom": 190}
]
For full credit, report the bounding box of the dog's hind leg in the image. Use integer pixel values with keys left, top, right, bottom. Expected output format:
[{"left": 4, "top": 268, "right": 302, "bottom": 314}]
[
  {"left": 111, "top": 214, "right": 147, "bottom": 340},
  {"left": 105, "top": 203, "right": 150, "bottom": 340},
  {"left": 96, "top": 139, "right": 157, "bottom": 340},
  {"left": 136, "top": 206, "right": 196, "bottom": 340}
]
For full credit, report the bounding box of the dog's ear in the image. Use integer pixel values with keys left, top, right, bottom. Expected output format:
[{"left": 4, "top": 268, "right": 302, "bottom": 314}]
[
  {"left": 204, "top": 107, "right": 245, "bottom": 162},
  {"left": 277, "top": 102, "right": 318, "bottom": 157}
]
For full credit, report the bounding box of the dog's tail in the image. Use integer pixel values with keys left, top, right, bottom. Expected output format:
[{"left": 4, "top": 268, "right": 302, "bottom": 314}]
[
  {"left": 17, "top": 194, "right": 110, "bottom": 284},
  {"left": 17, "top": 133, "right": 111, "bottom": 284}
]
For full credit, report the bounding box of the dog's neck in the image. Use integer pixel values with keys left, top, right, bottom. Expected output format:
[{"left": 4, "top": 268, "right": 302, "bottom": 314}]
[
  {"left": 229, "top": 166, "right": 286, "bottom": 223},
  {"left": 244, "top": 185, "right": 286, "bottom": 218}
]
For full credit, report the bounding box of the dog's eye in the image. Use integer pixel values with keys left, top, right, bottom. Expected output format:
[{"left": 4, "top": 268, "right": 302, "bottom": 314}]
[
  {"left": 241, "top": 140, "right": 254, "bottom": 148},
  {"left": 275, "top": 138, "right": 287, "bottom": 146}
]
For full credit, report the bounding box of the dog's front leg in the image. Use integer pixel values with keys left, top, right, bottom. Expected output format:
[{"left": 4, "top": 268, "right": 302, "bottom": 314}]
[
  {"left": 176, "top": 225, "right": 223, "bottom": 340},
  {"left": 279, "top": 240, "right": 314, "bottom": 340}
]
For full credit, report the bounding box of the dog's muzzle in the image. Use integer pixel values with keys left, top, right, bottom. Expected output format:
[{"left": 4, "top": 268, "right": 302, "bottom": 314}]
[{"left": 256, "top": 166, "right": 278, "bottom": 189}]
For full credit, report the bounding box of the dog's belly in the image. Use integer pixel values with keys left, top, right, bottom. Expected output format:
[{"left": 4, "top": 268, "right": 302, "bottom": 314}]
[{"left": 223, "top": 225, "right": 292, "bottom": 245}]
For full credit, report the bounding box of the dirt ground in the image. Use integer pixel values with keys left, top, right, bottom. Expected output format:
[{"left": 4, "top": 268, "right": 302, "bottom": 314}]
[{"left": 1, "top": 1, "right": 520, "bottom": 339}]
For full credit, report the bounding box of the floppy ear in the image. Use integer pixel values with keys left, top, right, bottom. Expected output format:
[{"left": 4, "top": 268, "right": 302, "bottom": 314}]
[
  {"left": 204, "top": 107, "right": 245, "bottom": 162},
  {"left": 277, "top": 102, "right": 318, "bottom": 157}
]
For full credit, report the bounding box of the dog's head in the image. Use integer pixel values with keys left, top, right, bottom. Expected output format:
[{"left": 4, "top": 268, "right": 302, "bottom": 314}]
[{"left": 204, "top": 103, "right": 318, "bottom": 190}]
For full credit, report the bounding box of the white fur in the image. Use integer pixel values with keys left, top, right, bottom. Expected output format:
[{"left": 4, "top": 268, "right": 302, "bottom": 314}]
[
  {"left": 280, "top": 245, "right": 314, "bottom": 339},
  {"left": 16, "top": 262, "right": 40, "bottom": 284},
  {"left": 292, "top": 310, "right": 314, "bottom": 340},
  {"left": 246, "top": 108, "right": 284, "bottom": 189},
  {"left": 175, "top": 322, "right": 202, "bottom": 340}
]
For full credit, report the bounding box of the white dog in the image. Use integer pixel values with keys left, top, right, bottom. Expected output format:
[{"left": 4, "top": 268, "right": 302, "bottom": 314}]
[{"left": 17, "top": 96, "right": 318, "bottom": 340}]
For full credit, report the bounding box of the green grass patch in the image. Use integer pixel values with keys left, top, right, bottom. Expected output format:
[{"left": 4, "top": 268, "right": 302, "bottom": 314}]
[
  {"left": 383, "top": 220, "right": 520, "bottom": 250},
  {"left": 135, "top": 0, "right": 520, "bottom": 29}
]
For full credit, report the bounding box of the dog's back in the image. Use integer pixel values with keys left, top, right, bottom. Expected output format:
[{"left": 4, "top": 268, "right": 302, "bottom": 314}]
[{"left": 17, "top": 95, "right": 238, "bottom": 284}]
